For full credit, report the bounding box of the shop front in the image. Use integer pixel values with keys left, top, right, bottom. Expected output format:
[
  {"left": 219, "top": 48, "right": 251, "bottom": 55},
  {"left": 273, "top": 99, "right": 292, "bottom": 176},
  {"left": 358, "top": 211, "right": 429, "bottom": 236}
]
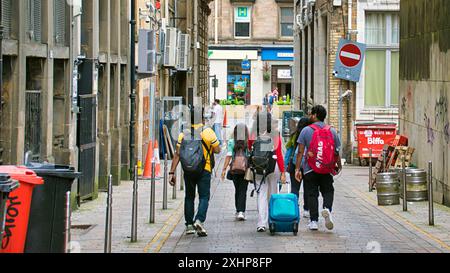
[
  {"left": 208, "top": 50, "right": 258, "bottom": 105},
  {"left": 261, "top": 47, "right": 294, "bottom": 100}
]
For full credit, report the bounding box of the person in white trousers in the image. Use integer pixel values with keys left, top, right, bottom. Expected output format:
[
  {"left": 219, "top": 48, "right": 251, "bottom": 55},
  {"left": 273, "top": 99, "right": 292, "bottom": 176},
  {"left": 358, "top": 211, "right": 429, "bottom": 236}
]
[{"left": 250, "top": 112, "right": 286, "bottom": 232}]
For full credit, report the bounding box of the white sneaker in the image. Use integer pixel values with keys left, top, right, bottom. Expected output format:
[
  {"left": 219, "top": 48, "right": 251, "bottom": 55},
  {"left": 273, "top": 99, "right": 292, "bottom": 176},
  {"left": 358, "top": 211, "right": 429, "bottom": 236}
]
[
  {"left": 308, "top": 221, "right": 319, "bottom": 230},
  {"left": 194, "top": 220, "right": 208, "bottom": 237},
  {"left": 185, "top": 225, "right": 195, "bottom": 235},
  {"left": 237, "top": 212, "right": 246, "bottom": 221},
  {"left": 321, "top": 209, "right": 334, "bottom": 230},
  {"left": 303, "top": 210, "right": 310, "bottom": 219}
]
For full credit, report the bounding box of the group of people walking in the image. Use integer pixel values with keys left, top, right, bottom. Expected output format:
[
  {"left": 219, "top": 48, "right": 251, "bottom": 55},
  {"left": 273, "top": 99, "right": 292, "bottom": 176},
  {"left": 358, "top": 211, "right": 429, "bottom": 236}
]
[{"left": 169, "top": 104, "right": 342, "bottom": 237}]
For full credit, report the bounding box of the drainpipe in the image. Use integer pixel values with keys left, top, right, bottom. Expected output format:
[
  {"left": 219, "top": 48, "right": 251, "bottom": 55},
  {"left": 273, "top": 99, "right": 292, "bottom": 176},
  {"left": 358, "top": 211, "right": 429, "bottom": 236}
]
[
  {"left": 130, "top": 0, "right": 137, "bottom": 178},
  {"left": 214, "top": 0, "right": 218, "bottom": 45},
  {"left": 347, "top": 0, "right": 352, "bottom": 40},
  {"left": 0, "top": 4, "right": 3, "bottom": 113},
  {"left": 193, "top": 0, "right": 199, "bottom": 98}
]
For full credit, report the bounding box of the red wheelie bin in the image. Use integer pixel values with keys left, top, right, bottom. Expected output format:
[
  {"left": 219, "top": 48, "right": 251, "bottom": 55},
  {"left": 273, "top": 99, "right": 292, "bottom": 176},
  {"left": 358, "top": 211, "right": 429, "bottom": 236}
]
[{"left": 0, "top": 166, "right": 44, "bottom": 253}]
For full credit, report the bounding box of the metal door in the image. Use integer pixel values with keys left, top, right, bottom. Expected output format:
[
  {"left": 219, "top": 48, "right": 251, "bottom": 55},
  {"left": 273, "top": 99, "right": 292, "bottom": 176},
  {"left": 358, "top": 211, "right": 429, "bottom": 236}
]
[
  {"left": 77, "top": 60, "right": 97, "bottom": 200},
  {"left": 25, "top": 90, "right": 42, "bottom": 162}
]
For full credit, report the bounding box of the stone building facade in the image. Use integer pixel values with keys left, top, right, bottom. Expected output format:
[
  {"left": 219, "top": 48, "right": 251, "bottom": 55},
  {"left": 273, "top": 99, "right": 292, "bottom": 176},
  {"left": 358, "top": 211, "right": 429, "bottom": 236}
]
[
  {"left": 294, "top": 0, "right": 400, "bottom": 163},
  {"left": 208, "top": 0, "right": 295, "bottom": 106},
  {"left": 400, "top": 0, "right": 450, "bottom": 206}
]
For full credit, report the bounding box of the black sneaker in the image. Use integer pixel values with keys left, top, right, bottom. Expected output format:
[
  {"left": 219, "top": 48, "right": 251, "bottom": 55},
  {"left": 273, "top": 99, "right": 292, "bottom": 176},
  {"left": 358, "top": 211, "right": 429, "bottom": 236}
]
[{"left": 194, "top": 220, "right": 208, "bottom": 237}]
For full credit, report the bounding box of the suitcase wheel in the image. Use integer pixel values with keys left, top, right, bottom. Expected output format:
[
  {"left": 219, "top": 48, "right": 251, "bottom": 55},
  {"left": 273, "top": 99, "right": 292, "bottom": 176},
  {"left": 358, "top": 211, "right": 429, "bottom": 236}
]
[
  {"left": 269, "top": 223, "right": 276, "bottom": 236},
  {"left": 293, "top": 223, "right": 299, "bottom": 236}
]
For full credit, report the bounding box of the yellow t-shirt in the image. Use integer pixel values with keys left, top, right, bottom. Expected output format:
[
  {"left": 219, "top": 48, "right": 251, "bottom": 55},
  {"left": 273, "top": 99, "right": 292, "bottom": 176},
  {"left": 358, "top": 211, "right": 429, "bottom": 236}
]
[{"left": 177, "top": 125, "right": 219, "bottom": 173}]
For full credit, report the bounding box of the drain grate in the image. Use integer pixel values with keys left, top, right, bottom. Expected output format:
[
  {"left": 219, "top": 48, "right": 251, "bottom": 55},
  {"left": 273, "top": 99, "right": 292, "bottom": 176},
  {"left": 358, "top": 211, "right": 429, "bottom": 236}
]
[{"left": 71, "top": 224, "right": 96, "bottom": 235}]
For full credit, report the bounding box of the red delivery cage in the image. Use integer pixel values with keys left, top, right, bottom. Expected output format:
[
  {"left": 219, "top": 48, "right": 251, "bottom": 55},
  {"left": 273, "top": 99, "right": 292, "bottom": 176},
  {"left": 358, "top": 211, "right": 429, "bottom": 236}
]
[{"left": 355, "top": 123, "right": 397, "bottom": 166}]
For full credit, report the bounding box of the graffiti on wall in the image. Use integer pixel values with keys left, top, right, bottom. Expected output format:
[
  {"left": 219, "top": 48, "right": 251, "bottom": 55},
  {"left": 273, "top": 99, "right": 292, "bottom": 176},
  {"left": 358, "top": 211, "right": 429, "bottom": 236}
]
[
  {"left": 435, "top": 94, "right": 449, "bottom": 144},
  {"left": 424, "top": 113, "right": 435, "bottom": 144},
  {"left": 401, "top": 85, "right": 414, "bottom": 117}
]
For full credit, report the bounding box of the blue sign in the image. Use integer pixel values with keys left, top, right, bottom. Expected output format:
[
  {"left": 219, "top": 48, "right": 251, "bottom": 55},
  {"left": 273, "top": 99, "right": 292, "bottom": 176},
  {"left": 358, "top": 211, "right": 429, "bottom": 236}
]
[
  {"left": 261, "top": 48, "right": 294, "bottom": 61},
  {"left": 333, "top": 39, "right": 366, "bottom": 82},
  {"left": 241, "top": 59, "right": 250, "bottom": 70}
]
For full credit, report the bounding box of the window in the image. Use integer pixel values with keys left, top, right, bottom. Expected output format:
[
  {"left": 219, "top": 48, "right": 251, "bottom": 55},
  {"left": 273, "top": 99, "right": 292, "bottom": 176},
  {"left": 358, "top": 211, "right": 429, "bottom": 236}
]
[
  {"left": 280, "top": 7, "right": 294, "bottom": 37},
  {"left": 27, "top": 0, "right": 42, "bottom": 43},
  {"left": 54, "top": 0, "right": 67, "bottom": 45},
  {"left": 2, "top": 0, "right": 12, "bottom": 39},
  {"left": 227, "top": 60, "right": 251, "bottom": 105},
  {"left": 234, "top": 6, "right": 251, "bottom": 38},
  {"left": 364, "top": 12, "right": 399, "bottom": 107}
]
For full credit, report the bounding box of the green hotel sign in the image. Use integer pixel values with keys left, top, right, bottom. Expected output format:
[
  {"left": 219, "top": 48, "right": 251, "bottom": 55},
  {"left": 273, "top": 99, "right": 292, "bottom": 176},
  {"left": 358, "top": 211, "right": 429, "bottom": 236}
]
[{"left": 238, "top": 7, "right": 248, "bottom": 17}]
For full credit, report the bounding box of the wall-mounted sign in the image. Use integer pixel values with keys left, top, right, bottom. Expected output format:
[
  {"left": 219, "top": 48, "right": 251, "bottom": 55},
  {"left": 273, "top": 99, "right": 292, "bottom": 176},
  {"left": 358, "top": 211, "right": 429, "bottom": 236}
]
[
  {"left": 235, "top": 7, "right": 251, "bottom": 22},
  {"left": 277, "top": 52, "right": 294, "bottom": 58},
  {"left": 241, "top": 59, "right": 250, "bottom": 70},
  {"left": 277, "top": 69, "right": 292, "bottom": 79},
  {"left": 333, "top": 38, "right": 366, "bottom": 82}
]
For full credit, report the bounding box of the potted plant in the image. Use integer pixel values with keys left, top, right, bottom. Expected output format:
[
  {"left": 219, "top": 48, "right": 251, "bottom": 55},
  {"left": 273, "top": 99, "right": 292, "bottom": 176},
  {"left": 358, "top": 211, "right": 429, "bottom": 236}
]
[{"left": 262, "top": 62, "right": 271, "bottom": 81}]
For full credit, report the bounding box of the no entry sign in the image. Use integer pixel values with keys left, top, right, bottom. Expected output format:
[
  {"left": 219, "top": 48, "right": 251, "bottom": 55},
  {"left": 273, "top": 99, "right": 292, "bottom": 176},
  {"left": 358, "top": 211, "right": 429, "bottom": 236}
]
[
  {"left": 340, "top": 44, "right": 362, "bottom": 67},
  {"left": 333, "top": 39, "right": 366, "bottom": 82}
]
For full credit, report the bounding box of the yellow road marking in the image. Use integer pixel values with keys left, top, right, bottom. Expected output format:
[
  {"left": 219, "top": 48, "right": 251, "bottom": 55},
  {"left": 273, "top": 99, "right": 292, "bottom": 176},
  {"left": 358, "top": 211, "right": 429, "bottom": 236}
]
[
  {"left": 143, "top": 200, "right": 184, "bottom": 253},
  {"left": 353, "top": 188, "right": 450, "bottom": 251},
  {"left": 154, "top": 209, "right": 184, "bottom": 253}
]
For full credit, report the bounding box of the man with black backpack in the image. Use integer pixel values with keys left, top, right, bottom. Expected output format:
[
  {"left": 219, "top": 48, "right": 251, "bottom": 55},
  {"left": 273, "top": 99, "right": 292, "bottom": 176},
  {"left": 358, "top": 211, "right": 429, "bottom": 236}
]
[
  {"left": 169, "top": 107, "right": 221, "bottom": 237},
  {"left": 295, "top": 105, "right": 342, "bottom": 231}
]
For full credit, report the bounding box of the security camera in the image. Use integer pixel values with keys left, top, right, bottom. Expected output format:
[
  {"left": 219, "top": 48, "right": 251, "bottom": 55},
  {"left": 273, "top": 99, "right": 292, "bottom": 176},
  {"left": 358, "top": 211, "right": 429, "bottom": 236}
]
[
  {"left": 332, "top": 70, "right": 338, "bottom": 77},
  {"left": 145, "top": 16, "right": 151, "bottom": 23},
  {"left": 339, "top": 90, "right": 353, "bottom": 100}
]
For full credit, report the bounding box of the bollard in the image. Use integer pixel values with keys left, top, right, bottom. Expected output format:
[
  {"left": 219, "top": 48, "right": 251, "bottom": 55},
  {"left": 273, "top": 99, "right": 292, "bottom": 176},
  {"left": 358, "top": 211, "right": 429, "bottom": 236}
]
[
  {"left": 64, "top": 191, "right": 71, "bottom": 253},
  {"left": 163, "top": 154, "right": 168, "bottom": 210},
  {"left": 104, "top": 175, "right": 113, "bottom": 253},
  {"left": 149, "top": 162, "right": 156, "bottom": 224},
  {"left": 369, "top": 148, "right": 373, "bottom": 192},
  {"left": 402, "top": 156, "right": 407, "bottom": 212},
  {"left": 428, "top": 161, "right": 434, "bottom": 226},
  {"left": 131, "top": 166, "right": 138, "bottom": 242},
  {"left": 382, "top": 148, "right": 387, "bottom": 173}
]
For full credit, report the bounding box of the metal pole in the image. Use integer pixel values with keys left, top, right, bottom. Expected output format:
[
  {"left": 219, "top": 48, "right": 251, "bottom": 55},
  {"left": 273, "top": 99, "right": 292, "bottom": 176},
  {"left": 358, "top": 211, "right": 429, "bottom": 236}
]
[
  {"left": 428, "top": 161, "right": 434, "bottom": 226},
  {"left": 214, "top": 75, "right": 217, "bottom": 101},
  {"left": 149, "top": 162, "right": 156, "bottom": 223},
  {"left": 163, "top": 154, "right": 168, "bottom": 210},
  {"left": 382, "top": 148, "right": 387, "bottom": 173},
  {"left": 0, "top": 0, "right": 3, "bottom": 114},
  {"left": 402, "top": 156, "right": 407, "bottom": 212},
  {"left": 129, "top": 0, "right": 137, "bottom": 179},
  {"left": 131, "top": 166, "right": 138, "bottom": 242},
  {"left": 338, "top": 82, "right": 343, "bottom": 158},
  {"left": 0, "top": 24, "right": 3, "bottom": 113},
  {"left": 104, "top": 175, "right": 113, "bottom": 253},
  {"left": 64, "top": 191, "right": 71, "bottom": 253},
  {"left": 369, "top": 148, "right": 373, "bottom": 192}
]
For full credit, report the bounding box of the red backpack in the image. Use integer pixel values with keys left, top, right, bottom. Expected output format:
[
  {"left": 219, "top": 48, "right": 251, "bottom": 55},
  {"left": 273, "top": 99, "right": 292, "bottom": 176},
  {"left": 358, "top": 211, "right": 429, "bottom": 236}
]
[{"left": 306, "top": 124, "right": 337, "bottom": 175}]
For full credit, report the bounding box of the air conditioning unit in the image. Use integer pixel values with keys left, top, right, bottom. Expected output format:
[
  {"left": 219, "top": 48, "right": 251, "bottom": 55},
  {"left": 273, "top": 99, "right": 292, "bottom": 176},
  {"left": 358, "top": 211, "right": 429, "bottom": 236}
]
[
  {"left": 138, "top": 29, "right": 157, "bottom": 74},
  {"left": 163, "top": 27, "right": 178, "bottom": 67},
  {"left": 176, "top": 32, "right": 190, "bottom": 71}
]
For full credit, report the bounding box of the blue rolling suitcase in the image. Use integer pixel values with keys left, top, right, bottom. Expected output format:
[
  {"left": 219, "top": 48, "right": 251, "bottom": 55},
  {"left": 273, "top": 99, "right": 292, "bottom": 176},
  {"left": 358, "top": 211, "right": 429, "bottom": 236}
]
[{"left": 269, "top": 181, "right": 300, "bottom": 236}]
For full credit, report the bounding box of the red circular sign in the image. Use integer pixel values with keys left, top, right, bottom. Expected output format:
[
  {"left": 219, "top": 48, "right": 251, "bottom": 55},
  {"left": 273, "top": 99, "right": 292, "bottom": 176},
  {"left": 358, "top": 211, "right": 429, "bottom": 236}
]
[{"left": 339, "top": 44, "right": 362, "bottom": 67}]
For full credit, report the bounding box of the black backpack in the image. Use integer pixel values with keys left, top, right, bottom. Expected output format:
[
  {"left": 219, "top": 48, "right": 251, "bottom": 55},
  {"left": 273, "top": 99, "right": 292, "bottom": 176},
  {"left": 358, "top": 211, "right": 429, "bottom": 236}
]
[
  {"left": 179, "top": 127, "right": 213, "bottom": 175},
  {"left": 249, "top": 111, "right": 277, "bottom": 197},
  {"left": 251, "top": 136, "right": 276, "bottom": 175}
]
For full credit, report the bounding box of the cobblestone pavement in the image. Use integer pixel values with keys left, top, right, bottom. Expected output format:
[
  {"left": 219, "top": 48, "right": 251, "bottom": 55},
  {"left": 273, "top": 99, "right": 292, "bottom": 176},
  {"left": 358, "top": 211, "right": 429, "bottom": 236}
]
[
  {"left": 70, "top": 164, "right": 186, "bottom": 253},
  {"left": 160, "top": 166, "right": 450, "bottom": 253},
  {"left": 71, "top": 158, "right": 450, "bottom": 253}
]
